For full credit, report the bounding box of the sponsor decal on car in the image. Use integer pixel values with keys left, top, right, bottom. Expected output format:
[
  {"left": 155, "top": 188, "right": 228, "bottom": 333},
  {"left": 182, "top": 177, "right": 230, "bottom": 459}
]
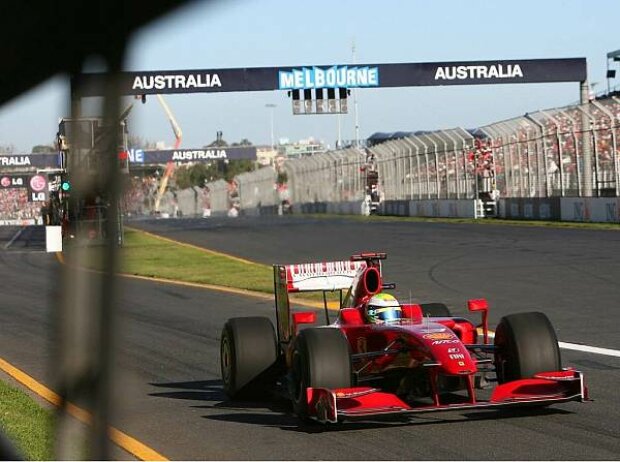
[
  {"left": 432, "top": 339, "right": 460, "bottom": 345},
  {"left": 423, "top": 332, "right": 454, "bottom": 341}
]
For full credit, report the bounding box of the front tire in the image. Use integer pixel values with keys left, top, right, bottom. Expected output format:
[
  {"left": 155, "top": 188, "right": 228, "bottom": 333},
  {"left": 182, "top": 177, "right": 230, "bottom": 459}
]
[
  {"left": 290, "top": 328, "right": 352, "bottom": 419},
  {"left": 494, "top": 312, "right": 561, "bottom": 384},
  {"left": 220, "top": 317, "right": 277, "bottom": 398}
]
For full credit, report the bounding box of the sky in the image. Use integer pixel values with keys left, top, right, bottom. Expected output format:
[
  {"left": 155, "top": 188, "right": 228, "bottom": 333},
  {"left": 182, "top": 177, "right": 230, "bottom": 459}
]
[{"left": 1, "top": 0, "right": 620, "bottom": 152}]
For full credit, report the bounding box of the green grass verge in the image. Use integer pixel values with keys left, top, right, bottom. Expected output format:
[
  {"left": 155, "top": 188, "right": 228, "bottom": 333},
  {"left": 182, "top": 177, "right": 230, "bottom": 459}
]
[
  {"left": 305, "top": 213, "right": 620, "bottom": 230},
  {"left": 71, "top": 228, "right": 339, "bottom": 304},
  {"left": 120, "top": 229, "right": 274, "bottom": 293},
  {"left": 0, "top": 379, "right": 53, "bottom": 460},
  {"left": 71, "top": 228, "right": 275, "bottom": 293}
]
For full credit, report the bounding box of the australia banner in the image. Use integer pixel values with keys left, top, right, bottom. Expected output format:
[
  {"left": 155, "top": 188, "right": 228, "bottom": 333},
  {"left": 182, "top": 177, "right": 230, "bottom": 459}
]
[
  {"left": 0, "top": 153, "right": 60, "bottom": 168},
  {"left": 126, "top": 146, "right": 257, "bottom": 164},
  {"left": 74, "top": 58, "right": 587, "bottom": 96}
]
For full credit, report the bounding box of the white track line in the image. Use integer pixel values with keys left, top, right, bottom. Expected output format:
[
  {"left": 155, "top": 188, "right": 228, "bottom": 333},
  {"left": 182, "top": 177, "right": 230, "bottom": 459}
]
[
  {"left": 4, "top": 227, "right": 24, "bottom": 249},
  {"left": 484, "top": 330, "right": 620, "bottom": 358},
  {"left": 558, "top": 341, "right": 620, "bottom": 358}
]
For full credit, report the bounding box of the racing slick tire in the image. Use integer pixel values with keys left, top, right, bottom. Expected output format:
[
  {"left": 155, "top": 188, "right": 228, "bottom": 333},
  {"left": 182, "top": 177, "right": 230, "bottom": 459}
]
[
  {"left": 494, "top": 311, "right": 561, "bottom": 384},
  {"left": 291, "top": 327, "right": 352, "bottom": 420},
  {"left": 220, "top": 317, "right": 277, "bottom": 399},
  {"left": 420, "top": 302, "right": 452, "bottom": 317}
]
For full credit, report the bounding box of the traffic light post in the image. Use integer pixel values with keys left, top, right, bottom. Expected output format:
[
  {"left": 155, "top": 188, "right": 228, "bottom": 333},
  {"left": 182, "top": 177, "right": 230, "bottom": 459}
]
[
  {"left": 288, "top": 88, "right": 351, "bottom": 115},
  {"left": 57, "top": 116, "right": 129, "bottom": 245}
]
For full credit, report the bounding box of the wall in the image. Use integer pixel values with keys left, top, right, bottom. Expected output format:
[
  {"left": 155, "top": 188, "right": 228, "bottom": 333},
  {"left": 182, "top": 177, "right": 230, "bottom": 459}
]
[
  {"left": 498, "top": 198, "right": 562, "bottom": 221},
  {"left": 560, "top": 197, "right": 620, "bottom": 223}
]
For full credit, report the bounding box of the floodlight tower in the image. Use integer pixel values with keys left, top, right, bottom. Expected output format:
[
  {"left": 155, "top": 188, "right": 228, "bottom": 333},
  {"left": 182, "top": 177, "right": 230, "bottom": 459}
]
[
  {"left": 352, "top": 39, "right": 360, "bottom": 147},
  {"left": 265, "top": 103, "right": 277, "bottom": 150}
]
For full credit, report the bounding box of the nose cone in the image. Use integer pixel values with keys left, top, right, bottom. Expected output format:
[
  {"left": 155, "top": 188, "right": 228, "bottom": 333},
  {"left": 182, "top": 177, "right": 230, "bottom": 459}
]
[{"left": 420, "top": 331, "right": 477, "bottom": 375}]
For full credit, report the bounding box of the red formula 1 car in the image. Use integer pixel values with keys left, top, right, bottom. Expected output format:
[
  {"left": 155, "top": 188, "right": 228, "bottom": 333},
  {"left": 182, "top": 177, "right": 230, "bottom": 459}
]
[{"left": 220, "top": 252, "right": 587, "bottom": 423}]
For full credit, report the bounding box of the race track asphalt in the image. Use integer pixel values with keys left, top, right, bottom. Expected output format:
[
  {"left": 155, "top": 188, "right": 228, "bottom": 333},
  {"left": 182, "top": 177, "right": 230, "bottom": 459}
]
[{"left": 1, "top": 218, "right": 619, "bottom": 460}]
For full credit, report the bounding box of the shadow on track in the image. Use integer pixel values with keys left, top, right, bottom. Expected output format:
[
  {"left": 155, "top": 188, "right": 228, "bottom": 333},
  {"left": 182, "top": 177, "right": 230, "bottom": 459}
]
[{"left": 149, "top": 379, "right": 574, "bottom": 434}]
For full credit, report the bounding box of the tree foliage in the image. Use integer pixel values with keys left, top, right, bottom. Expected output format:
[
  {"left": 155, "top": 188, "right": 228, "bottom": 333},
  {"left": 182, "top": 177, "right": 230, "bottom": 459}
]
[
  {"left": 31, "top": 144, "right": 55, "bottom": 153},
  {"left": 128, "top": 135, "right": 158, "bottom": 149},
  {"left": 231, "top": 138, "right": 252, "bottom": 146},
  {"left": 173, "top": 160, "right": 257, "bottom": 188},
  {"left": 0, "top": 144, "right": 15, "bottom": 154}
]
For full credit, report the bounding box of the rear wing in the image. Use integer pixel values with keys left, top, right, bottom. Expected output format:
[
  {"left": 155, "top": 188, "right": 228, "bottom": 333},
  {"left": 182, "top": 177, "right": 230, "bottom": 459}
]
[
  {"left": 282, "top": 260, "right": 368, "bottom": 293},
  {"left": 274, "top": 253, "right": 387, "bottom": 344},
  {"left": 274, "top": 260, "right": 366, "bottom": 344}
]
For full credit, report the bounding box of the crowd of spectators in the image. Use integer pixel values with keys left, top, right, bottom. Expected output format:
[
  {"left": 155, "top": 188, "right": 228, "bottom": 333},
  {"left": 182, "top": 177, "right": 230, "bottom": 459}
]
[
  {"left": 121, "top": 176, "right": 158, "bottom": 216},
  {"left": 0, "top": 188, "right": 41, "bottom": 222},
  {"left": 480, "top": 96, "right": 620, "bottom": 197}
]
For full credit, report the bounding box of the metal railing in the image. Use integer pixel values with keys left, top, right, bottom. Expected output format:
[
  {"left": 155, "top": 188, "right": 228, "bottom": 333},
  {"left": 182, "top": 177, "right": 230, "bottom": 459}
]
[{"left": 202, "top": 96, "right": 620, "bottom": 213}]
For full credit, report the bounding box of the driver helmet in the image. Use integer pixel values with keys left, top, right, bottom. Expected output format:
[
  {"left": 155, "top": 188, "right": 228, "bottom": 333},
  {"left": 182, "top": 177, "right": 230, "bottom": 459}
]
[{"left": 366, "top": 293, "right": 402, "bottom": 324}]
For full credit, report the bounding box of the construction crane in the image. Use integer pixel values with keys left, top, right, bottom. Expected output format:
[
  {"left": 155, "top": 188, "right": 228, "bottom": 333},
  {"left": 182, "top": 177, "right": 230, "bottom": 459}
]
[{"left": 146, "top": 94, "right": 183, "bottom": 214}]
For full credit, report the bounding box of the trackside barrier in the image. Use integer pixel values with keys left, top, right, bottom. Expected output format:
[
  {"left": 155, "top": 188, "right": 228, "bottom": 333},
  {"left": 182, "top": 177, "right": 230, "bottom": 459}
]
[
  {"left": 498, "top": 198, "right": 562, "bottom": 220},
  {"left": 378, "top": 200, "right": 477, "bottom": 218},
  {"left": 560, "top": 197, "right": 620, "bottom": 222}
]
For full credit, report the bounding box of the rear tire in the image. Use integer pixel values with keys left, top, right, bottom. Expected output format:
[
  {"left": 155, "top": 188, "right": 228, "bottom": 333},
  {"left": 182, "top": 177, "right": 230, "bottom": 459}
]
[
  {"left": 494, "top": 312, "right": 561, "bottom": 384},
  {"left": 420, "top": 302, "right": 452, "bottom": 317},
  {"left": 290, "top": 328, "right": 352, "bottom": 419},
  {"left": 220, "top": 317, "right": 277, "bottom": 399}
]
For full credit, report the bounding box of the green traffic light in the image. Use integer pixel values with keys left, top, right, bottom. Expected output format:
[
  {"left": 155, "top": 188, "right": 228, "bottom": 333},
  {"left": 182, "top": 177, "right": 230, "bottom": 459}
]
[{"left": 61, "top": 181, "right": 71, "bottom": 191}]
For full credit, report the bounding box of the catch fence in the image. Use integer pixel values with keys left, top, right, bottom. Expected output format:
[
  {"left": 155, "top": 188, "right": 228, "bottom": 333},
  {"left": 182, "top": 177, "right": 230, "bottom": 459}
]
[{"left": 202, "top": 96, "right": 620, "bottom": 214}]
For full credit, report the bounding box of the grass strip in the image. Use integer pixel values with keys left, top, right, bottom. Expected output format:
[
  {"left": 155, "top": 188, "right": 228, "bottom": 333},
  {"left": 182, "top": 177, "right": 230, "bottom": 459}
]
[
  {"left": 120, "top": 229, "right": 274, "bottom": 292},
  {"left": 71, "top": 228, "right": 339, "bottom": 306},
  {"left": 0, "top": 379, "right": 53, "bottom": 460}
]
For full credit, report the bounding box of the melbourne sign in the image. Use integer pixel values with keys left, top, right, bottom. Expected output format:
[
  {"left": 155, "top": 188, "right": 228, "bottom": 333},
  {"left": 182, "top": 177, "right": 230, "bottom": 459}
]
[
  {"left": 74, "top": 58, "right": 587, "bottom": 96},
  {"left": 129, "top": 147, "right": 257, "bottom": 164},
  {"left": 278, "top": 66, "right": 379, "bottom": 90}
]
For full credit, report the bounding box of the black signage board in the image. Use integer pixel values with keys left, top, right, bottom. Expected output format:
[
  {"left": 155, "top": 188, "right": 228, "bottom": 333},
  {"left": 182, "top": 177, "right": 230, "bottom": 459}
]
[
  {"left": 0, "top": 153, "right": 59, "bottom": 168},
  {"left": 0, "top": 173, "right": 48, "bottom": 202},
  {"left": 0, "top": 174, "right": 29, "bottom": 189},
  {"left": 133, "top": 147, "right": 257, "bottom": 164},
  {"left": 74, "top": 58, "right": 587, "bottom": 97}
]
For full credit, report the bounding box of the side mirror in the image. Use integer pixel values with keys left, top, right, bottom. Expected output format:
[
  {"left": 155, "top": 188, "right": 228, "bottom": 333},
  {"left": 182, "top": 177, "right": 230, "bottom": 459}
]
[
  {"left": 467, "top": 298, "right": 489, "bottom": 344},
  {"left": 292, "top": 311, "right": 317, "bottom": 335}
]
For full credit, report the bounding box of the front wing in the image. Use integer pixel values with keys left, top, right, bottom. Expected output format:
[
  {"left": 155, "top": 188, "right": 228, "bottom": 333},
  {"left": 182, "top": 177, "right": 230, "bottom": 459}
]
[{"left": 307, "top": 369, "right": 587, "bottom": 424}]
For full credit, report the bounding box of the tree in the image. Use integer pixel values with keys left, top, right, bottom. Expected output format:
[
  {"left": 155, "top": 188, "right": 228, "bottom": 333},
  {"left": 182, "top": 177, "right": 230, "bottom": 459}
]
[
  {"left": 222, "top": 159, "right": 255, "bottom": 182},
  {"left": 31, "top": 144, "right": 55, "bottom": 153},
  {"left": 232, "top": 138, "right": 253, "bottom": 146},
  {"left": 0, "top": 144, "right": 15, "bottom": 154},
  {"left": 205, "top": 139, "right": 228, "bottom": 147},
  {"left": 128, "top": 135, "right": 158, "bottom": 149},
  {"left": 174, "top": 163, "right": 218, "bottom": 189}
]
